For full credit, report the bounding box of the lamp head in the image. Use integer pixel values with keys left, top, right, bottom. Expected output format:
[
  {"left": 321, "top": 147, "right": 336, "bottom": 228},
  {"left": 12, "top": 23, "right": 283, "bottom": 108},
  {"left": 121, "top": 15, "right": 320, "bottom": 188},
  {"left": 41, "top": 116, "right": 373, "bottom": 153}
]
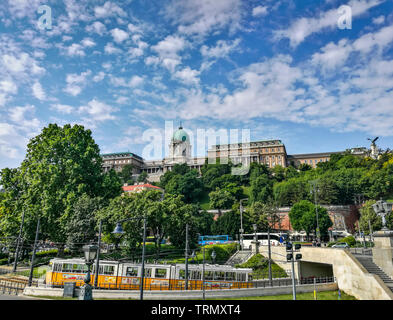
[
  {"left": 83, "top": 244, "right": 98, "bottom": 264},
  {"left": 112, "top": 222, "right": 125, "bottom": 235}
]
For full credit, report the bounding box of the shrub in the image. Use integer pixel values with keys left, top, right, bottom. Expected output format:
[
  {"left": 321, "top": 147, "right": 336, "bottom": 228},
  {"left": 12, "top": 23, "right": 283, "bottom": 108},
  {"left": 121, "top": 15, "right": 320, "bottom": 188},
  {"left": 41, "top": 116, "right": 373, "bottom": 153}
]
[{"left": 338, "top": 236, "right": 356, "bottom": 247}]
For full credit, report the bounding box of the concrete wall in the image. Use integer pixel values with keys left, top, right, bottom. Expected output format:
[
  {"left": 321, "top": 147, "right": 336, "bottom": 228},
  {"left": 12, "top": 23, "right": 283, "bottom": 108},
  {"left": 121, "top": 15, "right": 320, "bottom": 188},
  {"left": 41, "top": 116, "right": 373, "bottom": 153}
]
[
  {"left": 372, "top": 231, "right": 393, "bottom": 279},
  {"left": 265, "top": 246, "right": 393, "bottom": 300},
  {"left": 24, "top": 282, "right": 337, "bottom": 300}
]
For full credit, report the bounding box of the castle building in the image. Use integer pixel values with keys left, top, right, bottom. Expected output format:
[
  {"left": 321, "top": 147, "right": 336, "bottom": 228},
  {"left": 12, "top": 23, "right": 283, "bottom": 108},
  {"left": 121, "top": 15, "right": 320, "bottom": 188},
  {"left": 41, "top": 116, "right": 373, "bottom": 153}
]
[{"left": 100, "top": 126, "right": 374, "bottom": 181}]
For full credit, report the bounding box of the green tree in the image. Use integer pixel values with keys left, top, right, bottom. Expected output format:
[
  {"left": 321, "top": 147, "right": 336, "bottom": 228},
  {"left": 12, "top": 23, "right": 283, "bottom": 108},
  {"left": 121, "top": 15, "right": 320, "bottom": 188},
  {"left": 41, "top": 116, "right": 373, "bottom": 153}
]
[
  {"left": 0, "top": 124, "right": 120, "bottom": 256},
  {"left": 65, "top": 194, "right": 102, "bottom": 253},
  {"left": 211, "top": 210, "right": 241, "bottom": 239},
  {"left": 165, "top": 169, "right": 203, "bottom": 203},
  {"left": 249, "top": 174, "right": 273, "bottom": 204},
  {"left": 138, "top": 171, "right": 148, "bottom": 183},
  {"left": 209, "top": 188, "right": 235, "bottom": 216},
  {"left": 289, "top": 200, "right": 332, "bottom": 240},
  {"left": 359, "top": 200, "right": 382, "bottom": 234},
  {"left": 247, "top": 201, "right": 281, "bottom": 232},
  {"left": 119, "top": 164, "right": 134, "bottom": 184}
]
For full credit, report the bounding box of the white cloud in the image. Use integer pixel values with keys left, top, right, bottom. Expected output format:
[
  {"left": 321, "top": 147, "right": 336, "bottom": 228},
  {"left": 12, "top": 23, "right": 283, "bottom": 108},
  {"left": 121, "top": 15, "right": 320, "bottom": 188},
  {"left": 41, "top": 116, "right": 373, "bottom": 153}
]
[
  {"left": 50, "top": 104, "right": 74, "bottom": 114},
  {"left": 164, "top": 0, "right": 244, "bottom": 37},
  {"left": 373, "top": 15, "right": 385, "bottom": 24},
  {"left": 110, "top": 28, "right": 129, "bottom": 43},
  {"left": 275, "top": 0, "right": 384, "bottom": 47},
  {"left": 104, "top": 42, "right": 122, "bottom": 54},
  {"left": 64, "top": 70, "right": 91, "bottom": 96},
  {"left": 93, "top": 72, "right": 105, "bottom": 82},
  {"left": 94, "top": 1, "right": 127, "bottom": 19},
  {"left": 252, "top": 6, "right": 268, "bottom": 17},
  {"left": 81, "top": 38, "right": 96, "bottom": 48},
  {"left": 174, "top": 67, "right": 200, "bottom": 85},
  {"left": 32, "top": 81, "right": 46, "bottom": 100},
  {"left": 67, "top": 43, "right": 85, "bottom": 56},
  {"left": 78, "top": 99, "right": 118, "bottom": 122},
  {"left": 151, "top": 35, "right": 188, "bottom": 72},
  {"left": 85, "top": 21, "right": 107, "bottom": 35},
  {"left": 201, "top": 38, "right": 241, "bottom": 59}
]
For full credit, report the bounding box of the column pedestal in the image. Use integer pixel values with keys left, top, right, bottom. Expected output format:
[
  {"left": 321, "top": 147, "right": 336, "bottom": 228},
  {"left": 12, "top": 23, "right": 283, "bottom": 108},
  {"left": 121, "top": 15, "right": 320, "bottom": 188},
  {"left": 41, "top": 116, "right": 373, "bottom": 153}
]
[{"left": 372, "top": 230, "right": 393, "bottom": 279}]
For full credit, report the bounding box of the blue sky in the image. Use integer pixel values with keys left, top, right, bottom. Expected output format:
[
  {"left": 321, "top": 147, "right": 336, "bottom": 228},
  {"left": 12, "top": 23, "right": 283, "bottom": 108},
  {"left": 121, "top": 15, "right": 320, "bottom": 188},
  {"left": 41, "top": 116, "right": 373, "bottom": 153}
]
[{"left": 0, "top": 0, "right": 393, "bottom": 169}]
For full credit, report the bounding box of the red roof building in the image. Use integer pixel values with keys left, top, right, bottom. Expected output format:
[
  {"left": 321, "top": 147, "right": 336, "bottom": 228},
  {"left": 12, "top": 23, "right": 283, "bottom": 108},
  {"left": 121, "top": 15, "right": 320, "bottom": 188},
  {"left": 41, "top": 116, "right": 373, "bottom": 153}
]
[{"left": 122, "top": 183, "right": 162, "bottom": 193}]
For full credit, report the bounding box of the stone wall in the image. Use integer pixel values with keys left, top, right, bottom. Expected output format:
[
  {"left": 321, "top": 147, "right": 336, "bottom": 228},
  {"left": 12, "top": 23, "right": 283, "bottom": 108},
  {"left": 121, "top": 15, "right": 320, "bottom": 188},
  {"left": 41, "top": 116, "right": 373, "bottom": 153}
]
[{"left": 266, "top": 246, "right": 393, "bottom": 300}]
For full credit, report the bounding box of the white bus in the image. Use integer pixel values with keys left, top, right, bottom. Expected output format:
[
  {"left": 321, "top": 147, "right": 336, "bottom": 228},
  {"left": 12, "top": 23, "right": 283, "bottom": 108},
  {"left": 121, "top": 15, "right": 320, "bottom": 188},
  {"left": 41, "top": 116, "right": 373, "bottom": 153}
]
[{"left": 241, "top": 232, "right": 285, "bottom": 250}]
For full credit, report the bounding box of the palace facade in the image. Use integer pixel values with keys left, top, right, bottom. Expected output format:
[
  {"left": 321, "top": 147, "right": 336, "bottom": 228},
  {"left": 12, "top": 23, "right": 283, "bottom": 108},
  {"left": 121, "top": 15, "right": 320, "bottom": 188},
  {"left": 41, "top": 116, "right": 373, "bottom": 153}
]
[{"left": 101, "top": 126, "right": 375, "bottom": 182}]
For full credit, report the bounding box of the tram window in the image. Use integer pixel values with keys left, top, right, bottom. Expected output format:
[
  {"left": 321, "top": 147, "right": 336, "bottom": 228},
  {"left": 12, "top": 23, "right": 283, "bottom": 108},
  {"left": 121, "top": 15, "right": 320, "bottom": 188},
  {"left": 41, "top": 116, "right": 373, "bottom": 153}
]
[
  {"left": 54, "top": 263, "right": 62, "bottom": 272},
  {"left": 103, "top": 265, "right": 115, "bottom": 275},
  {"left": 144, "top": 268, "right": 152, "bottom": 278},
  {"left": 237, "top": 273, "right": 246, "bottom": 281},
  {"left": 155, "top": 268, "right": 167, "bottom": 278},
  {"left": 215, "top": 272, "right": 225, "bottom": 280},
  {"left": 126, "top": 267, "right": 138, "bottom": 277},
  {"left": 191, "top": 271, "right": 201, "bottom": 280},
  {"left": 179, "top": 269, "right": 186, "bottom": 279},
  {"left": 248, "top": 273, "right": 253, "bottom": 281},
  {"left": 205, "top": 271, "right": 214, "bottom": 280},
  {"left": 63, "top": 263, "right": 72, "bottom": 272},
  {"left": 72, "top": 264, "right": 83, "bottom": 273},
  {"left": 225, "top": 272, "right": 235, "bottom": 281}
]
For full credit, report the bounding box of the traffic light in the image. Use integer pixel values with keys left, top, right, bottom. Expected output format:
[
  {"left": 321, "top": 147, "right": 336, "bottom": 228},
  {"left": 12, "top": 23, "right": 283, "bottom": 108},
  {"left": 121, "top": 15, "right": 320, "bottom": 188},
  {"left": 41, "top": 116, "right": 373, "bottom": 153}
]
[
  {"left": 295, "top": 243, "right": 301, "bottom": 250},
  {"left": 286, "top": 242, "right": 292, "bottom": 251},
  {"left": 286, "top": 253, "right": 293, "bottom": 261},
  {"left": 295, "top": 253, "right": 302, "bottom": 260}
]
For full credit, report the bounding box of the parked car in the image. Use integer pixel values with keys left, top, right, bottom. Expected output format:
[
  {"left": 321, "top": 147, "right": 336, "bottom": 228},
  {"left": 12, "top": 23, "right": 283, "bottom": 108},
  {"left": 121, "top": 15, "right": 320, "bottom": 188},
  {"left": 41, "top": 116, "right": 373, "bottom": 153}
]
[{"left": 332, "top": 242, "right": 350, "bottom": 248}]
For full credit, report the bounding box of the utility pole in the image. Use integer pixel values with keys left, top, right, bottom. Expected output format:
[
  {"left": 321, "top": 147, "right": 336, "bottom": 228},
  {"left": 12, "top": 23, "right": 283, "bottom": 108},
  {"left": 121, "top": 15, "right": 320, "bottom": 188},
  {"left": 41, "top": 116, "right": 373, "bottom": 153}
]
[
  {"left": 310, "top": 181, "right": 320, "bottom": 243},
  {"left": 202, "top": 247, "right": 205, "bottom": 300},
  {"left": 290, "top": 244, "right": 296, "bottom": 300},
  {"left": 267, "top": 226, "right": 272, "bottom": 286},
  {"left": 185, "top": 223, "right": 189, "bottom": 290},
  {"left": 13, "top": 207, "right": 25, "bottom": 273},
  {"left": 94, "top": 219, "right": 103, "bottom": 288},
  {"left": 239, "top": 198, "right": 247, "bottom": 250},
  {"left": 28, "top": 218, "right": 40, "bottom": 287}
]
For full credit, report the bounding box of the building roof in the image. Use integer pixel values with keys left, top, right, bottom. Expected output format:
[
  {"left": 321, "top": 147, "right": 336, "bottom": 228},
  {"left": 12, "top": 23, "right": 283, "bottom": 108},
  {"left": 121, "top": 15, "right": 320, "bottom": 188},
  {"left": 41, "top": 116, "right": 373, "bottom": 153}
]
[
  {"left": 101, "top": 152, "right": 143, "bottom": 160},
  {"left": 122, "top": 184, "right": 162, "bottom": 192},
  {"left": 287, "top": 151, "right": 343, "bottom": 159}
]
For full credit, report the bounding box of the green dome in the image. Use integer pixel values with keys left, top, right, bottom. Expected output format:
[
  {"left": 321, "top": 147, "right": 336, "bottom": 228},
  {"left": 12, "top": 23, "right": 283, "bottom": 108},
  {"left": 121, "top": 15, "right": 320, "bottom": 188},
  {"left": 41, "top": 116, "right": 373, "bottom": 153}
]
[{"left": 173, "top": 126, "right": 189, "bottom": 142}]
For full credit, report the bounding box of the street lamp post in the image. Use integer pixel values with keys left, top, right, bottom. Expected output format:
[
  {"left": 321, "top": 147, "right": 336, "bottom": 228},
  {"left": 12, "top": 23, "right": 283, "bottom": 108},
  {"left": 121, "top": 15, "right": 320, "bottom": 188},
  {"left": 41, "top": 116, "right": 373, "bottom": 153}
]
[
  {"left": 310, "top": 181, "right": 320, "bottom": 243},
  {"left": 372, "top": 200, "right": 393, "bottom": 231},
  {"left": 267, "top": 226, "right": 272, "bottom": 286},
  {"left": 112, "top": 216, "right": 147, "bottom": 300},
  {"left": 94, "top": 219, "right": 104, "bottom": 288},
  {"left": 211, "top": 250, "right": 216, "bottom": 264},
  {"left": 28, "top": 218, "right": 40, "bottom": 287},
  {"left": 354, "top": 194, "right": 367, "bottom": 248},
  {"left": 13, "top": 207, "right": 25, "bottom": 273},
  {"left": 79, "top": 244, "right": 97, "bottom": 300},
  {"left": 185, "top": 223, "right": 189, "bottom": 290},
  {"left": 202, "top": 247, "right": 206, "bottom": 300},
  {"left": 239, "top": 198, "right": 248, "bottom": 250}
]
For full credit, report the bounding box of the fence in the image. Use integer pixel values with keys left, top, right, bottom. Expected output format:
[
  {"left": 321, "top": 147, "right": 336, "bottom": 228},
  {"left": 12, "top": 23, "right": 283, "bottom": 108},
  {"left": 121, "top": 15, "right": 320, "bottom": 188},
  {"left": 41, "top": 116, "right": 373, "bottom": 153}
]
[
  {"left": 350, "top": 248, "right": 373, "bottom": 256},
  {"left": 48, "top": 276, "right": 335, "bottom": 291}
]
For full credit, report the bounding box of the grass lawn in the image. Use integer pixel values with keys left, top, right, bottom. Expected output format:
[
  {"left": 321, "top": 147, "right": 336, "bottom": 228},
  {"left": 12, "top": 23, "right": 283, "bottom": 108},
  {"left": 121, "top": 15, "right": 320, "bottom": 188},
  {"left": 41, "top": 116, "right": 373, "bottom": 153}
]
[{"left": 210, "top": 290, "right": 356, "bottom": 300}]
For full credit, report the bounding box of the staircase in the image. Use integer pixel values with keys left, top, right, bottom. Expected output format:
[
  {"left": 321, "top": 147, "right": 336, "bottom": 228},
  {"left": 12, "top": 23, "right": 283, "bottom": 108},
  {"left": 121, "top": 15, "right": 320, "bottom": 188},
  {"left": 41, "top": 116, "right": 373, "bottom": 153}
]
[
  {"left": 225, "top": 250, "right": 253, "bottom": 266},
  {"left": 355, "top": 256, "right": 393, "bottom": 292}
]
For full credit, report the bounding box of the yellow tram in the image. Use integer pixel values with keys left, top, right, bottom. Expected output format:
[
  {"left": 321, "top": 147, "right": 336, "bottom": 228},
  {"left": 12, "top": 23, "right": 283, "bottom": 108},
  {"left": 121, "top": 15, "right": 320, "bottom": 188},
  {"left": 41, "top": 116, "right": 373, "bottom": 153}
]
[{"left": 46, "top": 258, "right": 253, "bottom": 290}]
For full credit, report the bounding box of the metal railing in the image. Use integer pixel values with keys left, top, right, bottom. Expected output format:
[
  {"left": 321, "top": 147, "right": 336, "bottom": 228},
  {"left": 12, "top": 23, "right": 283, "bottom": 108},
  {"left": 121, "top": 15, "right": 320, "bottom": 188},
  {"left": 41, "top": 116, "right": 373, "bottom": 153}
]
[
  {"left": 350, "top": 248, "right": 373, "bottom": 256},
  {"left": 0, "top": 278, "right": 38, "bottom": 295}
]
